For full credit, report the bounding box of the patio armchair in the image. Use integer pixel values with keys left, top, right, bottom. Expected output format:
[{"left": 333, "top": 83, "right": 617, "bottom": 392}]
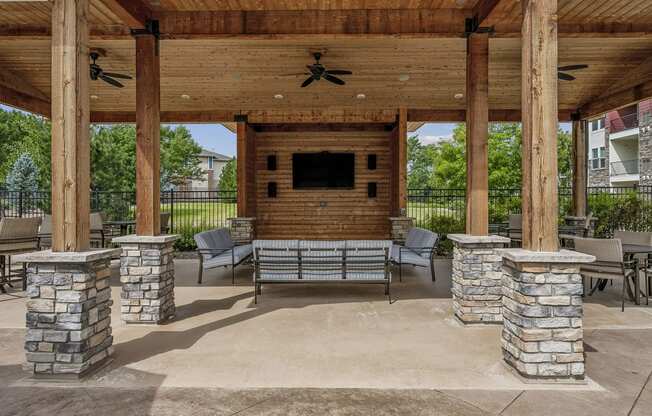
[
  {"left": 90, "top": 212, "right": 108, "bottom": 248},
  {"left": 390, "top": 227, "right": 439, "bottom": 282},
  {"left": 0, "top": 217, "right": 41, "bottom": 292},
  {"left": 194, "top": 227, "right": 253, "bottom": 285},
  {"left": 573, "top": 237, "right": 643, "bottom": 311}
]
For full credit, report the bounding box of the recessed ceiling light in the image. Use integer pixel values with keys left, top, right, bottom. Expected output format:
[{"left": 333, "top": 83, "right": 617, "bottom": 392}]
[
  {"left": 356, "top": 93, "right": 366, "bottom": 100},
  {"left": 181, "top": 94, "right": 191, "bottom": 100},
  {"left": 90, "top": 94, "right": 99, "bottom": 100},
  {"left": 398, "top": 74, "right": 410, "bottom": 82},
  {"left": 454, "top": 93, "right": 464, "bottom": 99},
  {"left": 274, "top": 94, "right": 284, "bottom": 100}
]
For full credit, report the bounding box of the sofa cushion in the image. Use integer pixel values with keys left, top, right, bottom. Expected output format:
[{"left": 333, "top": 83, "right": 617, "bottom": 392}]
[
  {"left": 390, "top": 246, "right": 430, "bottom": 267},
  {"left": 203, "top": 243, "right": 253, "bottom": 269}
]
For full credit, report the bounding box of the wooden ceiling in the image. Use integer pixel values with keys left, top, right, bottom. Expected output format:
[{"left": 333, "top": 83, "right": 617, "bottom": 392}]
[{"left": 0, "top": 0, "right": 651, "bottom": 120}]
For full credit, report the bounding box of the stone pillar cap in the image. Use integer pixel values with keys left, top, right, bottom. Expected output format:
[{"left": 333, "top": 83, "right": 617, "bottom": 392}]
[
  {"left": 502, "top": 249, "right": 595, "bottom": 264},
  {"left": 13, "top": 248, "right": 120, "bottom": 263},
  {"left": 112, "top": 234, "right": 180, "bottom": 244},
  {"left": 448, "top": 234, "right": 510, "bottom": 244}
]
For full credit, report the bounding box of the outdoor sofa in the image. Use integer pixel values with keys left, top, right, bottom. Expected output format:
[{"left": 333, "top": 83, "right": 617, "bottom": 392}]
[
  {"left": 390, "top": 227, "right": 439, "bottom": 282},
  {"left": 194, "top": 227, "right": 253, "bottom": 285},
  {"left": 253, "top": 240, "right": 392, "bottom": 303}
]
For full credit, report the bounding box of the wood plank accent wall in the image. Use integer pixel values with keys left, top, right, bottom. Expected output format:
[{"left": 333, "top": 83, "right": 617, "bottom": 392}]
[
  {"left": 50, "top": 0, "right": 90, "bottom": 252},
  {"left": 236, "top": 122, "right": 257, "bottom": 217},
  {"left": 253, "top": 128, "right": 392, "bottom": 240}
]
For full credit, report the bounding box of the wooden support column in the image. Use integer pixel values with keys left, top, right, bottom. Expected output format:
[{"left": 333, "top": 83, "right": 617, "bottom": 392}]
[
  {"left": 51, "top": 0, "right": 90, "bottom": 252},
  {"left": 521, "top": 0, "right": 559, "bottom": 252},
  {"left": 571, "top": 118, "right": 587, "bottom": 217},
  {"left": 236, "top": 121, "right": 256, "bottom": 217},
  {"left": 398, "top": 107, "right": 408, "bottom": 215},
  {"left": 135, "top": 33, "right": 161, "bottom": 236},
  {"left": 465, "top": 32, "right": 489, "bottom": 236}
]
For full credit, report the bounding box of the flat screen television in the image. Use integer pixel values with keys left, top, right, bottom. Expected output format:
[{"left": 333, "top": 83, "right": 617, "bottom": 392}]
[{"left": 292, "top": 152, "right": 355, "bottom": 189}]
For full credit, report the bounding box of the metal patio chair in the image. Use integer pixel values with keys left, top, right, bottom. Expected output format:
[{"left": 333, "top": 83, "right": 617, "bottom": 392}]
[
  {"left": 0, "top": 217, "right": 41, "bottom": 292},
  {"left": 574, "top": 237, "right": 641, "bottom": 311},
  {"left": 194, "top": 227, "right": 253, "bottom": 285},
  {"left": 390, "top": 227, "right": 439, "bottom": 282}
]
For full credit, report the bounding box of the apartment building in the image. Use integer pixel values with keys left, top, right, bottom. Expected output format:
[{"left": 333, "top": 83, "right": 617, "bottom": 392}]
[{"left": 588, "top": 99, "right": 652, "bottom": 187}]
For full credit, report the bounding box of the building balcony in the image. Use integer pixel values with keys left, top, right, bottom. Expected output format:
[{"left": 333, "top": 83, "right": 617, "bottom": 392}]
[
  {"left": 609, "top": 112, "right": 639, "bottom": 140},
  {"left": 610, "top": 159, "right": 639, "bottom": 183}
]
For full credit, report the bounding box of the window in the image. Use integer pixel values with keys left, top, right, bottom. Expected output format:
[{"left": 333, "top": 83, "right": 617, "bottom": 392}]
[
  {"left": 207, "top": 156, "right": 214, "bottom": 170},
  {"left": 591, "top": 118, "right": 605, "bottom": 131},
  {"left": 590, "top": 146, "right": 606, "bottom": 169}
]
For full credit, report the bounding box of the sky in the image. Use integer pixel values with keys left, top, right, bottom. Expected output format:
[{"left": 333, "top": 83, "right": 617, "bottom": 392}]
[{"left": 0, "top": 104, "right": 571, "bottom": 156}]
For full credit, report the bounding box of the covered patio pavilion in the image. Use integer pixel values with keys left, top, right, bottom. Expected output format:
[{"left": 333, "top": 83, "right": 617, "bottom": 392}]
[{"left": 1, "top": 0, "right": 652, "bottom": 390}]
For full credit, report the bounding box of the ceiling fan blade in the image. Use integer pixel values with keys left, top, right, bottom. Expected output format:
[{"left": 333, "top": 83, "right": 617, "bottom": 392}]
[
  {"left": 323, "top": 74, "right": 345, "bottom": 85},
  {"left": 301, "top": 76, "right": 315, "bottom": 88},
  {"left": 100, "top": 75, "right": 124, "bottom": 88},
  {"left": 558, "top": 64, "right": 589, "bottom": 71},
  {"left": 326, "top": 70, "right": 352, "bottom": 75},
  {"left": 558, "top": 72, "right": 576, "bottom": 81},
  {"left": 103, "top": 72, "right": 132, "bottom": 80}
]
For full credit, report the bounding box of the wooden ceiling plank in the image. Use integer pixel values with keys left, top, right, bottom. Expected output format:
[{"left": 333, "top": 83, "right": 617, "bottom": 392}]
[
  {"left": 580, "top": 80, "right": 652, "bottom": 117},
  {"left": 0, "top": 68, "right": 49, "bottom": 102},
  {"left": 100, "top": 0, "right": 151, "bottom": 29},
  {"left": 0, "top": 84, "right": 51, "bottom": 117},
  {"left": 598, "top": 55, "right": 652, "bottom": 100},
  {"left": 472, "top": 0, "right": 503, "bottom": 27}
]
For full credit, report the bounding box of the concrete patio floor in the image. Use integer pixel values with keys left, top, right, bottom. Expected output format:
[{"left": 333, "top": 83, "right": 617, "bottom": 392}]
[{"left": 1, "top": 257, "right": 652, "bottom": 415}]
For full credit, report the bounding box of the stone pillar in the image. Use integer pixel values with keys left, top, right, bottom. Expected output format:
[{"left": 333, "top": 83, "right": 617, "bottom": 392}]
[
  {"left": 501, "top": 249, "right": 595, "bottom": 381},
  {"left": 448, "top": 234, "right": 510, "bottom": 324},
  {"left": 228, "top": 217, "right": 256, "bottom": 245},
  {"left": 15, "top": 249, "right": 119, "bottom": 378},
  {"left": 389, "top": 217, "right": 414, "bottom": 244},
  {"left": 112, "top": 235, "right": 179, "bottom": 324}
]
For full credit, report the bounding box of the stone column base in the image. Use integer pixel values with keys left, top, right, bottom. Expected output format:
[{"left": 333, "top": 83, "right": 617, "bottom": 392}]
[
  {"left": 14, "top": 248, "right": 120, "bottom": 378},
  {"left": 501, "top": 249, "right": 595, "bottom": 381},
  {"left": 228, "top": 217, "right": 255, "bottom": 245},
  {"left": 448, "top": 234, "right": 510, "bottom": 324},
  {"left": 389, "top": 217, "right": 414, "bottom": 244},
  {"left": 113, "top": 235, "right": 179, "bottom": 324}
]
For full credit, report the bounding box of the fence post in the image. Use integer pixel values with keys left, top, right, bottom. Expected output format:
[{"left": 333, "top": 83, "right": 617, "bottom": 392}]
[
  {"left": 18, "top": 191, "right": 23, "bottom": 218},
  {"left": 169, "top": 190, "right": 175, "bottom": 234}
]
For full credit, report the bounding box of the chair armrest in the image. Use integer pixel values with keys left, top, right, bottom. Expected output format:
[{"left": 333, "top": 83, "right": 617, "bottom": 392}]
[{"left": 196, "top": 247, "right": 233, "bottom": 255}]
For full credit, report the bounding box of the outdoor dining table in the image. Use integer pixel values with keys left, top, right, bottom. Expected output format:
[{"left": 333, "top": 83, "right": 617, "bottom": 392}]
[
  {"left": 619, "top": 244, "right": 652, "bottom": 305},
  {"left": 104, "top": 220, "right": 136, "bottom": 236}
]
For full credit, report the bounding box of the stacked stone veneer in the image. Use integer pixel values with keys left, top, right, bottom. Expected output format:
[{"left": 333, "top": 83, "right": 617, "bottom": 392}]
[
  {"left": 229, "top": 217, "right": 255, "bottom": 245},
  {"left": 449, "top": 234, "right": 510, "bottom": 324},
  {"left": 640, "top": 106, "right": 652, "bottom": 186},
  {"left": 113, "top": 235, "right": 179, "bottom": 324},
  {"left": 16, "top": 249, "right": 119, "bottom": 378},
  {"left": 389, "top": 217, "right": 414, "bottom": 244},
  {"left": 501, "top": 249, "right": 595, "bottom": 381}
]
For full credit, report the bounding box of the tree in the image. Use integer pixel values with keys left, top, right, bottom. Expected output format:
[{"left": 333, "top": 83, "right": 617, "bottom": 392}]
[
  {"left": 407, "top": 135, "right": 434, "bottom": 189},
  {"left": 0, "top": 109, "right": 51, "bottom": 189},
  {"left": 417, "top": 122, "right": 571, "bottom": 190},
  {"left": 160, "top": 125, "right": 203, "bottom": 190},
  {"left": 91, "top": 125, "right": 137, "bottom": 192},
  {"left": 218, "top": 158, "right": 237, "bottom": 191},
  {"left": 6, "top": 153, "right": 39, "bottom": 192}
]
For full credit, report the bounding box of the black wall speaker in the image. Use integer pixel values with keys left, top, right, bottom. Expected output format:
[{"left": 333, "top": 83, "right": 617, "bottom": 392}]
[
  {"left": 368, "top": 154, "right": 377, "bottom": 170},
  {"left": 268, "top": 182, "right": 277, "bottom": 198},
  {"left": 368, "top": 182, "right": 377, "bottom": 198},
  {"left": 267, "top": 155, "right": 277, "bottom": 171}
]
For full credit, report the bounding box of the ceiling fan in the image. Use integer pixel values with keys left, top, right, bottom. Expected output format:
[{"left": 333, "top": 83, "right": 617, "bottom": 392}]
[
  {"left": 90, "top": 52, "right": 132, "bottom": 88},
  {"left": 285, "top": 52, "right": 352, "bottom": 88},
  {"left": 558, "top": 64, "right": 589, "bottom": 81}
]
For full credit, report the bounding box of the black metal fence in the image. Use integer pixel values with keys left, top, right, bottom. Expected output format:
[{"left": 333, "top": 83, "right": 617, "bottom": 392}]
[
  {"left": 2, "top": 186, "right": 652, "bottom": 238},
  {"left": 0, "top": 189, "right": 237, "bottom": 236}
]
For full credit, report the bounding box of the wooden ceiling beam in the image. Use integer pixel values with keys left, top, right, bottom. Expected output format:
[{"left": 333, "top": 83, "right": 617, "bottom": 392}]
[
  {"left": 580, "top": 80, "right": 652, "bottom": 118},
  {"left": 0, "top": 68, "right": 51, "bottom": 117},
  {"left": 472, "top": 0, "right": 503, "bottom": 27},
  {"left": 89, "top": 108, "right": 576, "bottom": 124},
  {"left": 100, "top": 0, "right": 151, "bottom": 30},
  {"left": 155, "top": 9, "right": 468, "bottom": 38}
]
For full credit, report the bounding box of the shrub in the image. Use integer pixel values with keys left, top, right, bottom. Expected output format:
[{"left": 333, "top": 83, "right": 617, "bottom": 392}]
[
  {"left": 418, "top": 214, "right": 465, "bottom": 256},
  {"left": 588, "top": 192, "right": 652, "bottom": 237}
]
